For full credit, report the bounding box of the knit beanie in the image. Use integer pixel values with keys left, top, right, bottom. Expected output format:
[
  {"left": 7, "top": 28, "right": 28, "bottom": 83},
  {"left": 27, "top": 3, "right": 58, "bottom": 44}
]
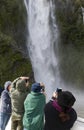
[{"left": 31, "top": 83, "right": 42, "bottom": 92}]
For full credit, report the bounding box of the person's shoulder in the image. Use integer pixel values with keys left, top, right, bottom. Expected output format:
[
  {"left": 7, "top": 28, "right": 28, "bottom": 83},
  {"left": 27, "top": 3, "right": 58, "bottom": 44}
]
[
  {"left": 1, "top": 90, "right": 9, "bottom": 99},
  {"left": 45, "top": 100, "right": 52, "bottom": 107},
  {"left": 41, "top": 93, "right": 46, "bottom": 100},
  {"left": 11, "top": 89, "right": 18, "bottom": 97},
  {"left": 25, "top": 92, "right": 31, "bottom": 99},
  {"left": 69, "top": 108, "right": 77, "bottom": 120},
  {"left": 44, "top": 100, "right": 54, "bottom": 112},
  {"left": 70, "top": 108, "right": 77, "bottom": 114},
  {"left": 1, "top": 89, "right": 7, "bottom": 95}
]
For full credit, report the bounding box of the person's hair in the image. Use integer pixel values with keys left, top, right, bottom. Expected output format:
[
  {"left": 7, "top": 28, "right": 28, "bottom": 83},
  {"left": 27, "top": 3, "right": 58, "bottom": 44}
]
[{"left": 57, "top": 91, "right": 76, "bottom": 122}]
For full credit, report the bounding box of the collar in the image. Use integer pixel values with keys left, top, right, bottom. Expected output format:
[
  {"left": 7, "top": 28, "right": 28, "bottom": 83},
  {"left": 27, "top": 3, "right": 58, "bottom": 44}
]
[{"left": 52, "top": 100, "right": 63, "bottom": 112}]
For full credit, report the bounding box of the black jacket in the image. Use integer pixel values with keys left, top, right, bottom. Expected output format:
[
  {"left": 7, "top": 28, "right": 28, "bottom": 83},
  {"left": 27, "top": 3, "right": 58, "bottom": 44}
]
[{"left": 44, "top": 101, "right": 77, "bottom": 130}]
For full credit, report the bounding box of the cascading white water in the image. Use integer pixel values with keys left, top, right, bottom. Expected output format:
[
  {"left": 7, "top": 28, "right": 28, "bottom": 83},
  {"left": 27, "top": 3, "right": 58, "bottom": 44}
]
[
  {"left": 81, "top": 7, "right": 84, "bottom": 23},
  {"left": 24, "top": 0, "right": 61, "bottom": 99}
]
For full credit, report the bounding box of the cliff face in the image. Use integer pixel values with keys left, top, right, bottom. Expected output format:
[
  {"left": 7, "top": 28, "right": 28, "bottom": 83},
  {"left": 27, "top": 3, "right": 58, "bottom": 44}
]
[
  {"left": 0, "top": 0, "right": 34, "bottom": 86},
  {"left": 53, "top": 0, "right": 84, "bottom": 88}
]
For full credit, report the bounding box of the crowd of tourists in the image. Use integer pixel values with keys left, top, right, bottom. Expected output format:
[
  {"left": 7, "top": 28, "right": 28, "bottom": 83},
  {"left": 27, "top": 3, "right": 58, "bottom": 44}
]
[{"left": 0, "top": 76, "right": 77, "bottom": 130}]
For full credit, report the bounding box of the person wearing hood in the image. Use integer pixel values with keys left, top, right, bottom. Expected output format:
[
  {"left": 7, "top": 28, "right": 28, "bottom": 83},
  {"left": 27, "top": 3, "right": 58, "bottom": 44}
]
[
  {"left": 0, "top": 81, "right": 12, "bottom": 130},
  {"left": 44, "top": 91, "right": 77, "bottom": 130},
  {"left": 11, "top": 77, "right": 29, "bottom": 130},
  {"left": 10, "top": 76, "right": 30, "bottom": 93},
  {"left": 23, "top": 82, "right": 46, "bottom": 130}
]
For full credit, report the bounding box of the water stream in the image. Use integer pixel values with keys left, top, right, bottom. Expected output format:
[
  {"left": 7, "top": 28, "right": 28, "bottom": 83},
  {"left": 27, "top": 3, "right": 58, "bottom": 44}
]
[{"left": 24, "top": 0, "right": 61, "bottom": 100}]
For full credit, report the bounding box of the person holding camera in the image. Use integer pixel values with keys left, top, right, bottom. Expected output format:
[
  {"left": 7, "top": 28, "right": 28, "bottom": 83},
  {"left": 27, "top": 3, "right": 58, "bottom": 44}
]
[
  {"left": 0, "top": 81, "right": 12, "bottom": 130},
  {"left": 23, "top": 82, "right": 46, "bottom": 130},
  {"left": 51, "top": 88, "right": 62, "bottom": 101},
  {"left": 44, "top": 91, "right": 77, "bottom": 130},
  {"left": 10, "top": 76, "right": 30, "bottom": 130}
]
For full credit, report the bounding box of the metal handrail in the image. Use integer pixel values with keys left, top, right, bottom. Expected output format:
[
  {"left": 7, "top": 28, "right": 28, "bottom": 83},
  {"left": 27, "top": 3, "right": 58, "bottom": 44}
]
[{"left": 77, "top": 117, "right": 84, "bottom": 123}]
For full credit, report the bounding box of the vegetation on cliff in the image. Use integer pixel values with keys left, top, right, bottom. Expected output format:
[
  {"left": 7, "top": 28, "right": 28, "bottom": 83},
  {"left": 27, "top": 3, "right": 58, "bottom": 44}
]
[
  {"left": 0, "top": 0, "right": 33, "bottom": 87},
  {"left": 54, "top": 0, "right": 84, "bottom": 88},
  {"left": 54, "top": 0, "right": 84, "bottom": 47}
]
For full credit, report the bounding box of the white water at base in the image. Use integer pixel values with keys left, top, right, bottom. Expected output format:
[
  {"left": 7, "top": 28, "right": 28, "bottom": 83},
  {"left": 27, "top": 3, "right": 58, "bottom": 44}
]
[{"left": 24, "top": 0, "right": 61, "bottom": 100}]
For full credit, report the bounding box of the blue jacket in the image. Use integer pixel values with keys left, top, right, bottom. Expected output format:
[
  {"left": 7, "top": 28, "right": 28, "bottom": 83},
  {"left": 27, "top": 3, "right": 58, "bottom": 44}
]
[{"left": 0, "top": 85, "right": 11, "bottom": 114}]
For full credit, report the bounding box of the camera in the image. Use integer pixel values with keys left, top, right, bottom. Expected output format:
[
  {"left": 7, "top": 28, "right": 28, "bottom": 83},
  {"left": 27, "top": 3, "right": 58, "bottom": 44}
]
[
  {"left": 56, "top": 88, "right": 62, "bottom": 93},
  {"left": 25, "top": 79, "right": 29, "bottom": 83},
  {"left": 41, "top": 88, "right": 45, "bottom": 92}
]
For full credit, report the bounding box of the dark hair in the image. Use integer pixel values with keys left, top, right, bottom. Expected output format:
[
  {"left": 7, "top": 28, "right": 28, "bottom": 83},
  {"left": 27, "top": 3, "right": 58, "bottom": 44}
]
[
  {"left": 57, "top": 91, "right": 76, "bottom": 122},
  {"left": 57, "top": 91, "right": 76, "bottom": 109}
]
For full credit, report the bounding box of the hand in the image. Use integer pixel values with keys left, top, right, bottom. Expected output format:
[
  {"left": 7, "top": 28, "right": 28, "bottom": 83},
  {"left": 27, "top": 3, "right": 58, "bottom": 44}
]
[
  {"left": 52, "top": 91, "right": 57, "bottom": 99},
  {"left": 40, "top": 82, "right": 45, "bottom": 92},
  {"left": 20, "top": 76, "right": 29, "bottom": 80},
  {"left": 40, "top": 82, "right": 45, "bottom": 87}
]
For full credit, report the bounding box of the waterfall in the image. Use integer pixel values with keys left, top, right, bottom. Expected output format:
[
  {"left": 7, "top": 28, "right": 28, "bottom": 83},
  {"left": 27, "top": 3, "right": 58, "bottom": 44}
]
[
  {"left": 24, "top": 0, "right": 61, "bottom": 99},
  {"left": 81, "top": 7, "right": 84, "bottom": 23}
]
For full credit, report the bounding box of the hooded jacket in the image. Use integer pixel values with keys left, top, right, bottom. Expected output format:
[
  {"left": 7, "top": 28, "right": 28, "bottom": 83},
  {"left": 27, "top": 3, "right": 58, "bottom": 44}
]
[
  {"left": 23, "top": 90, "right": 46, "bottom": 130},
  {"left": 44, "top": 100, "right": 77, "bottom": 130},
  {"left": 0, "top": 81, "right": 11, "bottom": 114},
  {"left": 11, "top": 79, "right": 28, "bottom": 120}
]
